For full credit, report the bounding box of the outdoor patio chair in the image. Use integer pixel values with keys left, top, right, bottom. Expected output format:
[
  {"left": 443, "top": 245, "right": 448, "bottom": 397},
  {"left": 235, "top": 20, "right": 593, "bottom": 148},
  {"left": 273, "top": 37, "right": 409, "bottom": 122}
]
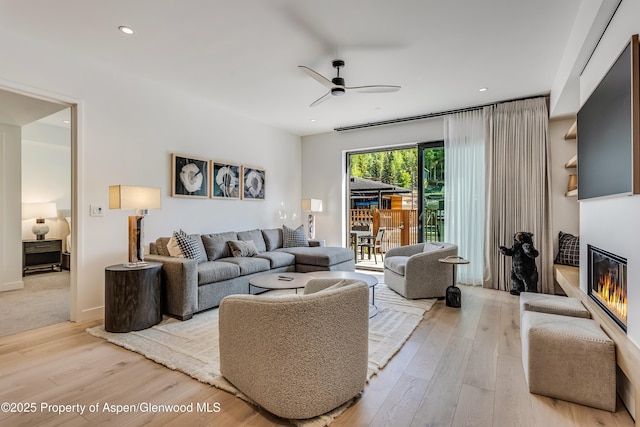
[{"left": 359, "top": 227, "right": 385, "bottom": 264}]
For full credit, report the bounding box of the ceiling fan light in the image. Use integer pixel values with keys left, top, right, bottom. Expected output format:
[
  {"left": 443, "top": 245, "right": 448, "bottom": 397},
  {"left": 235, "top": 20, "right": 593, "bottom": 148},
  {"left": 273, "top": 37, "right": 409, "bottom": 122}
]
[{"left": 331, "top": 87, "right": 345, "bottom": 96}]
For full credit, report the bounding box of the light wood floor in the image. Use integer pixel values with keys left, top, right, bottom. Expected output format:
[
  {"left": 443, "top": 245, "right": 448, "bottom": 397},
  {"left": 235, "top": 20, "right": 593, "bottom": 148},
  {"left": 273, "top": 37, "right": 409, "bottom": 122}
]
[{"left": 0, "top": 285, "right": 634, "bottom": 426}]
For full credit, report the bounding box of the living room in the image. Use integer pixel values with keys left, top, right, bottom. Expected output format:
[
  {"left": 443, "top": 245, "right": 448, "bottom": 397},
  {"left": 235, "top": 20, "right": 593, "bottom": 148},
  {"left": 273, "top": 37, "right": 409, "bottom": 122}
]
[{"left": 1, "top": 0, "right": 639, "bottom": 425}]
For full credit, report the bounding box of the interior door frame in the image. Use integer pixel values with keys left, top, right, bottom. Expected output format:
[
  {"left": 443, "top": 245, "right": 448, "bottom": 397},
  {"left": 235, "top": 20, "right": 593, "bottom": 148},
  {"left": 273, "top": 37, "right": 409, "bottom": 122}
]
[{"left": 0, "top": 79, "right": 81, "bottom": 321}]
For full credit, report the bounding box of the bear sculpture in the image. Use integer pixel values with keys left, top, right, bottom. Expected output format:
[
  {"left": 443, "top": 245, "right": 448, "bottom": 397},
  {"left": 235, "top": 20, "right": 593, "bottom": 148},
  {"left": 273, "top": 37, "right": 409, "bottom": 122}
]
[{"left": 499, "top": 231, "right": 539, "bottom": 295}]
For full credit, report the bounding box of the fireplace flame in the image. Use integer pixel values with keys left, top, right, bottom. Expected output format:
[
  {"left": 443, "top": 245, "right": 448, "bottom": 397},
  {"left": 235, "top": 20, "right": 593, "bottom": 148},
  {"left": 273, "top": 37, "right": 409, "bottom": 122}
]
[{"left": 597, "top": 272, "right": 627, "bottom": 323}]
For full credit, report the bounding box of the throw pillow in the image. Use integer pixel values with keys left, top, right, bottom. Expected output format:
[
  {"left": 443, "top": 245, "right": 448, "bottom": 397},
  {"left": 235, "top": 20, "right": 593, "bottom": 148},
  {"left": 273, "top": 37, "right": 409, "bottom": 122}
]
[
  {"left": 227, "top": 240, "right": 258, "bottom": 257},
  {"left": 283, "top": 224, "right": 309, "bottom": 248},
  {"left": 262, "top": 228, "right": 283, "bottom": 251},
  {"left": 167, "top": 234, "right": 185, "bottom": 258},
  {"left": 173, "top": 230, "right": 203, "bottom": 261},
  {"left": 555, "top": 232, "right": 579, "bottom": 267}
]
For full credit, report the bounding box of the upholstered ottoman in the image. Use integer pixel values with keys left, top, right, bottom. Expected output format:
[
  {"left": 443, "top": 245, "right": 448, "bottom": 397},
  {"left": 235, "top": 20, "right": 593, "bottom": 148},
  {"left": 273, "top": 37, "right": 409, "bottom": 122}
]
[
  {"left": 521, "top": 311, "right": 616, "bottom": 411},
  {"left": 520, "top": 292, "right": 590, "bottom": 318}
]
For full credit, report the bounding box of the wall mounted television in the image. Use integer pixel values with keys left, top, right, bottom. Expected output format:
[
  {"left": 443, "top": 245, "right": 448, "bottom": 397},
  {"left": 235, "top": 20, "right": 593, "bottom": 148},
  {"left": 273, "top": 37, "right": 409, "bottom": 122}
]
[{"left": 577, "top": 34, "right": 640, "bottom": 201}]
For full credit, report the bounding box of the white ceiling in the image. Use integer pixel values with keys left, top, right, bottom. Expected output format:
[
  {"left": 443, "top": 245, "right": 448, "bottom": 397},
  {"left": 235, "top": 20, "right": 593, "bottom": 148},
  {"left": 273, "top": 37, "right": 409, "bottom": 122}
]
[{"left": 0, "top": 0, "right": 614, "bottom": 136}]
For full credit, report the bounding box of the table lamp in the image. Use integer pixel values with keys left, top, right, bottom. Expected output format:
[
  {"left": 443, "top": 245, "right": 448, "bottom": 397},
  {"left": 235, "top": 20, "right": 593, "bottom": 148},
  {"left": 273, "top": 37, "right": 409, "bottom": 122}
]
[
  {"left": 22, "top": 202, "right": 58, "bottom": 240},
  {"left": 301, "top": 198, "right": 322, "bottom": 239},
  {"left": 109, "top": 185, "right": 162, "bottom": 267}
]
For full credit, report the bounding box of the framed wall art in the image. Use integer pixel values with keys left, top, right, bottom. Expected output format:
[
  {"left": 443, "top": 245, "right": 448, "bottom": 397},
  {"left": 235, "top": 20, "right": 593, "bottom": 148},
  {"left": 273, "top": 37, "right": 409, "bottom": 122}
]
[
  {"left": 171, "top": 154, "right": 210, "bottom": 198},
  {"left": 242, "top": 166, "right": 265, "bottom": 201},
  {"left": 212, "top": 161, "right": 241, "bottom": 199}
]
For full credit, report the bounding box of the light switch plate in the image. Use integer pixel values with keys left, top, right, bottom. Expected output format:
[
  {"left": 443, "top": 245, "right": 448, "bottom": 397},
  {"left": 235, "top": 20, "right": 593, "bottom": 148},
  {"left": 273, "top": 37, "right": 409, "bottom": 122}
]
[{"left": 90, "top": 204, "right": 104, "bottom": 217}]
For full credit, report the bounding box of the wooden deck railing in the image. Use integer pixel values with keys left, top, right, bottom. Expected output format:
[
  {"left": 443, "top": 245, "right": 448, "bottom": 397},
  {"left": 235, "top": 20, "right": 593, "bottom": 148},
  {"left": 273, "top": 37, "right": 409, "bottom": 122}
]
[
  {"left": 349, "top": 209, "right": 415, "bottom": 251},
  {"left": 349, "top": 208, "right": 443, "bottom": 252}
]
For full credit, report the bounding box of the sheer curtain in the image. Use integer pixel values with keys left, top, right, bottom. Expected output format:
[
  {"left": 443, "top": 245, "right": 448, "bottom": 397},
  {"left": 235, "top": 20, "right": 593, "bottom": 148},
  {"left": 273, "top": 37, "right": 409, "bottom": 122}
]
[
  {"left": 484, "top": 97, "right": 553, "bottom": 294},
  {"left": 444, "top": 109, "right": 485, "bottom": 285}
]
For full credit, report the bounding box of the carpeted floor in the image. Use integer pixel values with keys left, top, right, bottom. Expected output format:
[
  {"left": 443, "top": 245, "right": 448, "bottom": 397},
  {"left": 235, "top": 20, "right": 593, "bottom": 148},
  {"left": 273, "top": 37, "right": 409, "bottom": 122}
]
[
  {"left": 0, "top": 271, "right": 70, "bottom": 337},
  {"left": 87, "top": 281, "right": 434, "bottom": 427}
]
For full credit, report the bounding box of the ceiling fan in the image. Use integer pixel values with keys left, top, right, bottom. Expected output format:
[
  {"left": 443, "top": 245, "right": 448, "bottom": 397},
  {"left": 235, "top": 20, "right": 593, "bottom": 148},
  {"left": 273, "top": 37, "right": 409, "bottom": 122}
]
[{"left": 298, "top": 59, "right": 401, "bottom": 107}]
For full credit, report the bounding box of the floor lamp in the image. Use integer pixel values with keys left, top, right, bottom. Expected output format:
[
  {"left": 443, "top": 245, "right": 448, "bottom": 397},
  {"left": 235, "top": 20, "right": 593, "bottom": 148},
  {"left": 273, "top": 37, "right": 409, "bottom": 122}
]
[
  {"left": 302, "top": 198, "right": 322, "bottom": 239},
  {"left": 109, "top": 185, "right": 162, "bottom": 267}
]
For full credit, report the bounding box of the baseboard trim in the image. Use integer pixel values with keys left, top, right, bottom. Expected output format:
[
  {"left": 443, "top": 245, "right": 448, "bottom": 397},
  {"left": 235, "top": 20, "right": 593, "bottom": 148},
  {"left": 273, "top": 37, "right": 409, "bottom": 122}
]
[{"left": 0, "top": 280, "right": 23, "bottom": 292}]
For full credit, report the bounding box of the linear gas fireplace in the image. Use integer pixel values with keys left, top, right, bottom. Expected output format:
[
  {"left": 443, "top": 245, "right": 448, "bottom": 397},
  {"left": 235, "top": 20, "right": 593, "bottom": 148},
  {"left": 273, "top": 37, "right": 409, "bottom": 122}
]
[{"left": 588, "top": 245, "right": 627, "bottom": 332}]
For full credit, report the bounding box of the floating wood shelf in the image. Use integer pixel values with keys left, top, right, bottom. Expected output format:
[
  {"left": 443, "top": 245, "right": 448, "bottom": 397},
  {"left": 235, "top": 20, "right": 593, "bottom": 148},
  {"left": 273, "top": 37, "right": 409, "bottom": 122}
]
[
  {"left": 565, "top": 188, "right": 578, "bottom": 197},
  {"left": 564, "top": 154, "right": 577, "bottom": 168},
  {"left": 564, "top": 120, "right": 577, "bottom": 140}
]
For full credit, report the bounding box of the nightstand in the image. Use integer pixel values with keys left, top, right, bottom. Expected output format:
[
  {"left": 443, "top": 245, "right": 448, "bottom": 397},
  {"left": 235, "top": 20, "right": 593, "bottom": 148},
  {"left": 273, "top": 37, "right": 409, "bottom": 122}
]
[
  {"left": 22, "top": 239, "right": 62, "bottom": 276},
  {"left": 104, "top": 262, "right": 163, "bottom": 332}
]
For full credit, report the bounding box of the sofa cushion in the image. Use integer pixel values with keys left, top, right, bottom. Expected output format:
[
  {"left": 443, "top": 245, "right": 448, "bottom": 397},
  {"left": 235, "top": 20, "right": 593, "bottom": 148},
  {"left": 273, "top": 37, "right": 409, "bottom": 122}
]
[
  {"left": 278, "top": 246, "right": 352, "bottom": 267},
  {"left": 237, "top": 229, "right": 267, "bottom": 253},
  {"left": 202, "top": 231, "right": 238, "bottom": 261},
  {"left": 261, "top": 228, "right": 283, "bottom": 251},
  {"left": 218, "top": 257, "right": 271, "bottom": 275},
  {"left": 228, "top": 240, "right": 258, "bottom": 257},
  {"left": 384, "top": 256, "right": 410, "bottom": 276},
  {"left": 198, "top": 261, "right": 241, "bottom": 286},
  {"left": 283, "top": 224, "right": 309, "bottom": 248},
  {"left": 254, "top": 251, "right": 296, "bottom": 268}
]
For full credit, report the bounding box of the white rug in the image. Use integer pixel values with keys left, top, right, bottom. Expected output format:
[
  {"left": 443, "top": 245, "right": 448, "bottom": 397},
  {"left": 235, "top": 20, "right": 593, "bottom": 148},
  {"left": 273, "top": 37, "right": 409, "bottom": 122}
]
[{"left": 87, "top": 284, "right": 435, "bottom": 426}]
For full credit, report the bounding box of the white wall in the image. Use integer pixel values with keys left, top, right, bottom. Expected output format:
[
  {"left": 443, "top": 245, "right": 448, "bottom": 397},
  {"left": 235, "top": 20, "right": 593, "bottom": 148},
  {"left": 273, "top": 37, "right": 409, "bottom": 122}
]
[
  {"left": 0, "top": 124, "right": 23, "bottom": 291},
  {"left": 0, "top": 27, "right": 301, "bottom": 321},
  {"left": 302, "top": 118, "right": 444, "bottom": 247},
  {"left": 578, "top": 0, "right": 640, "bottom": 347}
]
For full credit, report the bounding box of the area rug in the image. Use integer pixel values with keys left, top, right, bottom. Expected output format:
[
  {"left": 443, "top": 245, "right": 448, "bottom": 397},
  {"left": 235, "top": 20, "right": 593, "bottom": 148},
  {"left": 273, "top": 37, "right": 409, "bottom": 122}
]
[{"left": 87, "top": 284, "right": 435, "bottom": 426}]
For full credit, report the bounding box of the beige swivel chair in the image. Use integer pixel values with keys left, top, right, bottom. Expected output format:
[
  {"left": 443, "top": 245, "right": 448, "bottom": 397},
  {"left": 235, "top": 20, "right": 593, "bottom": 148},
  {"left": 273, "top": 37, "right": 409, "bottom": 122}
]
[
  {"left": 384, "top": 242, "right": 458, "bottom": 299},
  {"left": 219, "top": 278, "right": 369, "bottom": 420}
]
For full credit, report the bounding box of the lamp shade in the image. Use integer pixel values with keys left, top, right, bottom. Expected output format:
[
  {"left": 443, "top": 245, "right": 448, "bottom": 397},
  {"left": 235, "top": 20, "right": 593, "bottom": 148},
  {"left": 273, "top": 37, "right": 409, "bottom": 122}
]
[
  {"left": 301, "top": 198, "right": 323, "bottom": 212},
  {"left": 22, "top": 202, "right": 57, "bottom": 219},
  {"left": 109, "top": 186, "right": 162, "bottom": 210}
]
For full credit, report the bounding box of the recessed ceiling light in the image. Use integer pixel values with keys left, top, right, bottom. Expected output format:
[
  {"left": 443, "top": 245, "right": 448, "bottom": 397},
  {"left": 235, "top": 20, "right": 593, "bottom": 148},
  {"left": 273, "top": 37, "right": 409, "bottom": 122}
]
[
  {"left": 479, "top": 87, "right": 488, "bottom": 92},
  {"left": 63, "top": 120, "right": 70, "bottom": 124},
  {"left": 118, "top": 26, "right": 135, "bottom": 35},
  {"left": 310, "top": 119, "right": 316, "bottom": 122}
]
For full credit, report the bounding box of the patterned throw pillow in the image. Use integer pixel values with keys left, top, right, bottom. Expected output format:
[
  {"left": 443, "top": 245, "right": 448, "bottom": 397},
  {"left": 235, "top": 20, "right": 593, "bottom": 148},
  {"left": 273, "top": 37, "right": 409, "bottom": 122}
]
[
  {"left": 282, "top": 225, "right": 309, "bottom": 248},
  {"left": 555, "top": 232, "right": 579, "bottom": 267},
  {"left": 227, "top": 240, "right": 258, "bottom": 257},
  {"left": 173, "top": 230, "right": 203, "bottom": 261}
]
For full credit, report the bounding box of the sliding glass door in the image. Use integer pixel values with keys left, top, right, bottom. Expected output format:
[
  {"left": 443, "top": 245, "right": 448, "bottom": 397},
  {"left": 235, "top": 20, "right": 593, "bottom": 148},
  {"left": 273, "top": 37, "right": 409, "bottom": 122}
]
[{"left": 418, "top": 141, "right": 444, "bottom": 243}]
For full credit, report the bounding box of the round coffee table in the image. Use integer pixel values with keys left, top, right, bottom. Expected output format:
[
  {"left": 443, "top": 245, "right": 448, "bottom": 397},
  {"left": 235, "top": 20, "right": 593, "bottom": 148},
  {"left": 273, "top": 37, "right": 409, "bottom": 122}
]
[
  {"left": 308, "top": 271, "right": 379, "bottom": 318},
  {"left": 249, "top": 272, "right": 311, "bottom": 294}
]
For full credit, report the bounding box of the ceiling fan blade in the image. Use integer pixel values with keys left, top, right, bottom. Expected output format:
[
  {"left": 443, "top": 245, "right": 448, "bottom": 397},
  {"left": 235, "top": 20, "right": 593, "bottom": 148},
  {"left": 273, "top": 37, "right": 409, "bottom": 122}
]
[
  {"left": 298, "top": 65, "right": 334, "bottom": 89},
  {"left": 310, "top": 91, "right": 332, "bottom": 107},
  {"left": 346, "top": 85, "right": 401, "bottom": 93}
]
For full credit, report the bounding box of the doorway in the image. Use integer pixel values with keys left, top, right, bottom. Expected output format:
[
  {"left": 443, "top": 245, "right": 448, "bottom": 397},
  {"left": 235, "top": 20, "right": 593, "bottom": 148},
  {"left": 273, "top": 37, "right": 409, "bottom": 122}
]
[
  {"left": 346, "top": 142, "right": 445, "bottom": 269},
  {"left": 0, "top": 87, "right": 74, "bottom": 337},
  {"left": 347, "top": 146, "right": 418, "bottom": 269}
]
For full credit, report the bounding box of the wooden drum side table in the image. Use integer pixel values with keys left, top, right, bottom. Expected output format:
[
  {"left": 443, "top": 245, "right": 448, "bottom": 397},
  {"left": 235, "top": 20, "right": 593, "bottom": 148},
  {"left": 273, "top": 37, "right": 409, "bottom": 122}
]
[
  {"left": 439, "top": 256, "right": 469, "bottom": 308},
  {"left": 105, "top": 262, "right": 163, "bottom": 333}
]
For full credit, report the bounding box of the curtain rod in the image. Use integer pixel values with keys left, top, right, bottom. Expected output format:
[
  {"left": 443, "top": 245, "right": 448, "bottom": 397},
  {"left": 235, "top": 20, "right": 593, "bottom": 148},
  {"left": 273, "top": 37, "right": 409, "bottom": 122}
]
[{"left": 334, "top": 94, "right": 549, "bottom": 132}]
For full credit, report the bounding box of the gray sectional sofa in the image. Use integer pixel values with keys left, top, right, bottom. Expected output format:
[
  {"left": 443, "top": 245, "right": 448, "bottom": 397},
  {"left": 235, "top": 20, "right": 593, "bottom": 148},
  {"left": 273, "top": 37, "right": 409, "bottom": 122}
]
[{"left": 145, "top": 228, "right": 355, "bottom": 320}]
